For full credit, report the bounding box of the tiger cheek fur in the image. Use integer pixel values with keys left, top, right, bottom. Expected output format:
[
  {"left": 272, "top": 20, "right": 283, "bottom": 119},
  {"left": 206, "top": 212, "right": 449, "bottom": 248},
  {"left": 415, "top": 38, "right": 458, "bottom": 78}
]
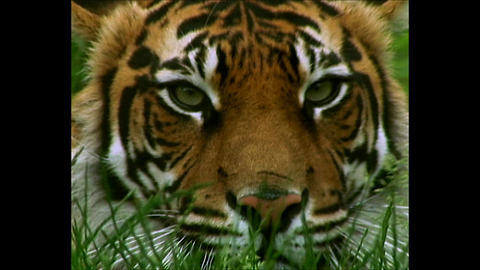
[{"left": 72, "top": 0, "right": 408, "bottom": 268}]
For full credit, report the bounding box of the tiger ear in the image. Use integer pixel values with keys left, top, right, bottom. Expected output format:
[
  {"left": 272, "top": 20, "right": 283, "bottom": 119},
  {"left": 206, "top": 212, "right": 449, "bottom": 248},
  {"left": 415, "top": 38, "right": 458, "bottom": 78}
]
[
  {"left": 71, "top": 1, "right": 101, "bottom": 41},
  {"left": 71, "top": 0, "right": 135, "bottom": 41},
  {"left": 377, "top": 1, "right": 409, "bottom": 32}
]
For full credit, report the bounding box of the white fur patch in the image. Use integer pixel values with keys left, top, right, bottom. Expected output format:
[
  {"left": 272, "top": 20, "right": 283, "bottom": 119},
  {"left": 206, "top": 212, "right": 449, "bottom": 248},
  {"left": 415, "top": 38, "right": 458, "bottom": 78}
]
[{"left": 108, "top": 136, "right": 128, "bottom": 180}]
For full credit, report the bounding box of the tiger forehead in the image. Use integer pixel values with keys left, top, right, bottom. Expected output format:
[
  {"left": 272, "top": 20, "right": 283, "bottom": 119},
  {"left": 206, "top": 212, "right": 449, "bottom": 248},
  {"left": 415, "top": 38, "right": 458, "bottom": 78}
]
[
  {"left": 142, "top": 1, "right": 329, "bottom": 55},
  {"left": 141, "top": 1, "right": 338, "bottom": 89},
  {"left": 146, "top": 1, "right": 325, "bottom": 36}
]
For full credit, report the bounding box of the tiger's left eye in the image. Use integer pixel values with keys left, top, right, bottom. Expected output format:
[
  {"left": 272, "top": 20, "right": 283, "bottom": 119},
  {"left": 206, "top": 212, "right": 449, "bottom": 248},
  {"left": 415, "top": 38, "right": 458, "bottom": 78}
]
[{"left": 168, "top": 85, "right": 207, "bottom": 111}]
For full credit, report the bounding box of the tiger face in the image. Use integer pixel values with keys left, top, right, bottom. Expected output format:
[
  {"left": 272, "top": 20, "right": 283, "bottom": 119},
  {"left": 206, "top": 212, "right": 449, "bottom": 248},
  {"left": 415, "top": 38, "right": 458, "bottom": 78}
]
[{"left": 71, "top": 0, "right": 408, "bottom": 267}]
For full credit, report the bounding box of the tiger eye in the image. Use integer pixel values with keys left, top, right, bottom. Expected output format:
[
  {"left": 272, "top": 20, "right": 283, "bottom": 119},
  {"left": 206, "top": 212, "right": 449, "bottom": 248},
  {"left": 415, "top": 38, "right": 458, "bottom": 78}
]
[
  {"left": 173, "top": 86, "right": 205, "bottom": 107},
  {"left": 305, "top": 81, "right": 334, "bottom": 102}
]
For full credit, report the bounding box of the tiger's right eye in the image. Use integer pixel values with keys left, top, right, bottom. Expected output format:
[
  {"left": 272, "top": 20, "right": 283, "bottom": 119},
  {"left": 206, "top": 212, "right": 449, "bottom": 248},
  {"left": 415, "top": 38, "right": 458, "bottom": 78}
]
[
  {"left": 305, "top": 81, "right": 334, "bottom": 102},
  {"left": 168, "top": 85, "right": 207, "bottom": 112}
]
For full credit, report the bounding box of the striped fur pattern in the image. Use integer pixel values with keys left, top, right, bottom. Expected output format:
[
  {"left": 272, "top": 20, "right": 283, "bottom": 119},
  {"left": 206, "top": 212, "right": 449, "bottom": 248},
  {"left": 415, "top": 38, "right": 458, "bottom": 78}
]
[{"left": 71, "top": 0, "right": 408, "bottom": 268}]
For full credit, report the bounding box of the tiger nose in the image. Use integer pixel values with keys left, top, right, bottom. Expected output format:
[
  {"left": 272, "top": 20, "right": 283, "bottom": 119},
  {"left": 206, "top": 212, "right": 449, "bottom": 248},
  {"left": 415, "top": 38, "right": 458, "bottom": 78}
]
[{"left": 238, "top": 193, "right": 302, "bottom": 229}]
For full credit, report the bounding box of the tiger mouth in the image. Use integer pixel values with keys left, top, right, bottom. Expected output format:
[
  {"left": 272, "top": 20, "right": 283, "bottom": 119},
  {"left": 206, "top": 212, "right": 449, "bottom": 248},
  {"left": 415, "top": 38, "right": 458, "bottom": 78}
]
[
  {"left": 173, "top": 220, "right": 348, "bottom": 267},
  {"left": 160, "top": 207, "right": 350, "bottom": 263}
]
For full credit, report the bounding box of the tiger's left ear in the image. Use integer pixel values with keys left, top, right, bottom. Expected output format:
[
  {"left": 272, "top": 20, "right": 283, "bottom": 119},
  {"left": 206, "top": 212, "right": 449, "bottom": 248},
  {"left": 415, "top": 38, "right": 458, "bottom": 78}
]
[
  {"left": 71, "top": 1, "right": 101, "bottom": 41},
  {"left": 377, "top": 1, "right": 409, "bottom": 32},
  {"left": 71, "top": 0, "right": 141, "bottom": 41}
]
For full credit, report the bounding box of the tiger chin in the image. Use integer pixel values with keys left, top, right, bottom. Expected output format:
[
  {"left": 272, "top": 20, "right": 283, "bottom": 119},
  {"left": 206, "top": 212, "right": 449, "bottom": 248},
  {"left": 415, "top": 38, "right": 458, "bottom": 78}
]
[{"left": 71, "top": 0, "right": 408, "bottom": 268}]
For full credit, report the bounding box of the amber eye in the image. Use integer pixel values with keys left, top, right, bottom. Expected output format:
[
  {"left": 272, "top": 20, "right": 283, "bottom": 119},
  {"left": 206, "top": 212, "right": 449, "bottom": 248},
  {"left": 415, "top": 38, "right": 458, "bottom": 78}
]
[
  {"left": 304, "top": 80, "right": 339, "bottom": 105},
  {"left": 168, "top": 84, "right": 207, "bottom": 111}
]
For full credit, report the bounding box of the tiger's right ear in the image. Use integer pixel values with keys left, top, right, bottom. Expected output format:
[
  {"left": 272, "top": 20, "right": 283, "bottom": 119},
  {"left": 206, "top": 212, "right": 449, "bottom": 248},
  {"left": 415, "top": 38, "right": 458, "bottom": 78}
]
[
  {"left": 71, "top": 1, "right": 101, "bottom": 41},
  {"left": 378, "top": 1, "right": 409, "bottom": 32}
]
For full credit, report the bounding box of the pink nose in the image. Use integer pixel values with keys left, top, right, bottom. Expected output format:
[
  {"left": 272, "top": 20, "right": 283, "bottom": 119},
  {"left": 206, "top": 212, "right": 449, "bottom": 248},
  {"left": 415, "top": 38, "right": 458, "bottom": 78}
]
[{"left": 238, "top": 193, "right": 302, "bottom": 229}]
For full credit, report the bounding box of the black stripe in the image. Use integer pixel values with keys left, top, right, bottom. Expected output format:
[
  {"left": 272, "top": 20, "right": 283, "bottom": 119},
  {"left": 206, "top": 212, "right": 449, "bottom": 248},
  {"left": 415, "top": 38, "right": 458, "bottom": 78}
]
[
  {"left": 247, "top": 3, "right": 275, "bottom": 26},
  {"left": 100, "top": 68, "right": 117, "bottom": 154},
  {"left": 146, "top": 0, "right": 164, "bottom": 9},
  {"left": 202, "top": 0, "right": 237, "bottom": 13},
  {"left": 319, "top": 51, "right": 342, "bottom": 69},
  {"left": 169, "top": 145, "right": 193, "bottom": 169},
  {"left": 155, "top": 137, "right": 181, "bottom": 147},
  {"left": 194, "top": 46, "right": 206, "bottom": 79},
  {"left": 146, "top": 0, "right": 177, "bottom": 25},
  {"left": 340, "top": 95, "right": 363, "bottom": 142},
  {"left": 143, "top": 99, "right": 156, "bottom": 149},
  {"left": 258, "top": 29, "right": 295, "bottom": 44},
  {"left": 305, "top": 46, "right": 316, "bottom": 73},
  {"left": 247, "top": 3, "right": 321, "bottom": 33},
  {"left": 309, "top": 218, "right": 347, "bottom": 233},
  {"left": 312, "top": 0, "right": 340, "bottom": 16},
  {"left": 190, "top": 207, "right": 227, "bottom": 218},
  {"left": 275, "top": 11, "right": 321, "bottom": 32},
  {"left": 135, "top": 29, "right": 148, "bottom": 46},
  {"left": 354, "top": 72, "right": 379, "bottom": 144},
  {"left": 298, "top": 29, "right": 323, "bottom": 47},
  {"left": 314, "top": 203, "right": 343, "bottom": 215},
  {"left": 180, "top": 223, "right": 240, "bottom": 236},
  {"left": 118, "top": 87, "right": 137, "bottom": 152},
  {"left": 103, "top": 166, "right": 132, "bottom": 201},
  {"left": 288, "top": 43, "right": 300, "bottom": 82},
  {"left": 222, "top": 2, "right": 242, "bottom": 27},
  {"left": 126, "top": 156, "right": 144, "bottom": 194},
  {"left": 128, "top": 46, "right": 155, "bottom": 70},
  {"left": 215, "top": 44, "right": 228, "bottom": 86},
  {"left": 346, "top": 141, "right": 368, "bottom": 164},
  {"left": 159, "top": 58, "right": 190, "bottom": 74},
  {"left": 341, "top": 27, "right": 362, "bottom": 62},
  {"left": 209, "top": 32, "right": 229, "bottom": 46},
  {"left": 151, "top": 156, "right": 168, "bottom": 172},
  {"left": 257, "top": 0, "right": 290, "bottom": 7},
  {"left": 258, "top": 20, "right": 279, "bottom": 30},
  {"left": 164, "top": 161, "right": 195, "bottom": 193},
  {"left": 279, "top": 56, "right": 294, "bottom": 83},
  {"left": 185, "top": 32, "right": 208, "bottom": 53},
  {"left": 246, "top": 5, "right": 255, "bottom": 33},
  {"left": 177, "top": 12, "right": 217, "bottom": 38},
  {"left": 134, "top": 149, "right": 161, "bottom": 194}
]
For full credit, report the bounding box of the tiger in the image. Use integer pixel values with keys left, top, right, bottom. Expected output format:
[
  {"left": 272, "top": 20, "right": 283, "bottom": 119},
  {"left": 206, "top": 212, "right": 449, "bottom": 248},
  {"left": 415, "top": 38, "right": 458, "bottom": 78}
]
[{"left": 71, "top": 0, "right": 408, "bottom": 268}]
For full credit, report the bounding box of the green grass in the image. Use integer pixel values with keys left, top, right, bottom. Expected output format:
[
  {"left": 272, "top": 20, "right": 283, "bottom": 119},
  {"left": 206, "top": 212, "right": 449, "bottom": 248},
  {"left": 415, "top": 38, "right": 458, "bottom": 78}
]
[{"left": 391, "top": 31, "right": 409, "bottom": 94}]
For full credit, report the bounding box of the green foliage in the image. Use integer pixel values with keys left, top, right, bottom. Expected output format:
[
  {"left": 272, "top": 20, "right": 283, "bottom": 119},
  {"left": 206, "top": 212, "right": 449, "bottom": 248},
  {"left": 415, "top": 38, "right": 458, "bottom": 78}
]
[
  {"left": 391, "top": 31, "right": 409, "bottom": 94},
  {"left": 72, "top": 187, "right": 408, "bottom": 269}
]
